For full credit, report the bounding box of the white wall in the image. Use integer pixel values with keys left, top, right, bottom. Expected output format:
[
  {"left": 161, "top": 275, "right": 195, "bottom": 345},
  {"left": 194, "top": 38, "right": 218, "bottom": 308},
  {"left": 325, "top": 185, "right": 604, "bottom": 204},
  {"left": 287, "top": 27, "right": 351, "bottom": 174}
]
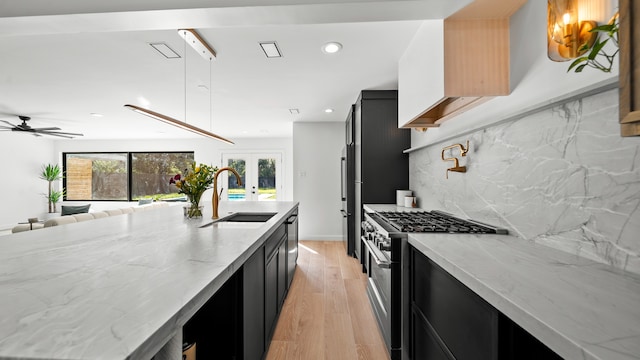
[
  {"left": 0, "top": 133, "right": 56, "bottom": 229},
  {"left": 293, "top": 122, "right": 345, "bottom": 240}
]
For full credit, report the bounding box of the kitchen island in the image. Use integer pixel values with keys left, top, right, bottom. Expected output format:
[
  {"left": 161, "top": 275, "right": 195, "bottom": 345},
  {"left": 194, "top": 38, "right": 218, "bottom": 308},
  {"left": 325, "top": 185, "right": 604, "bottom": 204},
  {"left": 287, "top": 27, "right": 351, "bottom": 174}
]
[{"left": 0, "top": 201, "right": 298, "bottom": 360}]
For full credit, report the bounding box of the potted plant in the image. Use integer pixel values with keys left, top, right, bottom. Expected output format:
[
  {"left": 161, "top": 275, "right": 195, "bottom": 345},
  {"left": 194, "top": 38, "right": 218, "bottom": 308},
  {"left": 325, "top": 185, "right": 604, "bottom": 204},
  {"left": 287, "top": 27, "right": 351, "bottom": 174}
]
[
  {"left": 40, "top": 163, "right": 64, "bottom": 213},
  {"left": 568, "top": 12, "right": 619, "bottom": 73}
]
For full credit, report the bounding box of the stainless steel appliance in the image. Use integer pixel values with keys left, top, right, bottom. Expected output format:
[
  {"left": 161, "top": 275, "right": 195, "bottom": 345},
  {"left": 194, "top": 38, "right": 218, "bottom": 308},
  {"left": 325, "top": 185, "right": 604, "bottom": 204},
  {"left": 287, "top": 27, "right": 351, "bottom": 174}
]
[
  {"left": 340, "top": 145, "right": 354, "bottom": 252},
  {"left": 361, "top": 208, "right": 508, "bottom": 360},
  {"left": 286, "top": 210, "right": 298, "bottom": 289}
]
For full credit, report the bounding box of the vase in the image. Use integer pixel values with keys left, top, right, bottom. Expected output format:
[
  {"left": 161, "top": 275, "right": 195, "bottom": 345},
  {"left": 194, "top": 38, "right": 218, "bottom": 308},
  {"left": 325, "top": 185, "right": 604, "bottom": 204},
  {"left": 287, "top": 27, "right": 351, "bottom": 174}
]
[
  {"left": 185, "top": 205, "right": 204, "bottom": 219},
  {"left": 184, "top": 194, "right": 204, "bottom": 219}
]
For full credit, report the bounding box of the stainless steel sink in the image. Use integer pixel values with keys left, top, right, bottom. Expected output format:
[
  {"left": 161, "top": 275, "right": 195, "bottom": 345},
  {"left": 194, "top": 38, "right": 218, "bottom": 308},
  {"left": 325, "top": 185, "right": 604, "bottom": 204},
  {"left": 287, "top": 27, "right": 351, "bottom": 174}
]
[
  {"left": 200, "top": 212, "right": 277, "bottom": 228},
  {"left": 220, "top": 212, "right": 277, "bottom": 222}
]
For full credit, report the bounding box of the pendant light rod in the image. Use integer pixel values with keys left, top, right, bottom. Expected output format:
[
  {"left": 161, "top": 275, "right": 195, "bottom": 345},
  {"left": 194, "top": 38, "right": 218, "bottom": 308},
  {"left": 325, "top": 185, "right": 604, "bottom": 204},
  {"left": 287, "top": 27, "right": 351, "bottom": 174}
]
[{"left": 124, "top": 104, "right": 234, "bottom": 145}]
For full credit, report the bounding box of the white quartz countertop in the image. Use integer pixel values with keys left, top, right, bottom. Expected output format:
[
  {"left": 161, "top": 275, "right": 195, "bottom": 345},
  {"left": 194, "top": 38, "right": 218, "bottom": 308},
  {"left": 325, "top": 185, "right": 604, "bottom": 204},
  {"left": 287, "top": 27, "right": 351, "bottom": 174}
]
[
  {"left": 364, "top": 204, "right": 640, "bottom": 360},
  {"left": 0, "top": 201, "right": 298, "bottom": 360}
]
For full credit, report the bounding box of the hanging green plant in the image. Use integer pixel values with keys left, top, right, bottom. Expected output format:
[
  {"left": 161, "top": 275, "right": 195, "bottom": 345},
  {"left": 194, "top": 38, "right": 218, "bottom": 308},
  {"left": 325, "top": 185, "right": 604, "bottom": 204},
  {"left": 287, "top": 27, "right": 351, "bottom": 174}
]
[{"left": 568, "top": 13, "right": 619, "bottom": 73}]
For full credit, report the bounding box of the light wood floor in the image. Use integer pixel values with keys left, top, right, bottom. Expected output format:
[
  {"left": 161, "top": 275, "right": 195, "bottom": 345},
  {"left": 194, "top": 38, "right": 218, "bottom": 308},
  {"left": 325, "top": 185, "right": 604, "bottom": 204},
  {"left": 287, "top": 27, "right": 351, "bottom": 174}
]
[{"left": 266, "top": 241, "right": 389, "bottom": 360}]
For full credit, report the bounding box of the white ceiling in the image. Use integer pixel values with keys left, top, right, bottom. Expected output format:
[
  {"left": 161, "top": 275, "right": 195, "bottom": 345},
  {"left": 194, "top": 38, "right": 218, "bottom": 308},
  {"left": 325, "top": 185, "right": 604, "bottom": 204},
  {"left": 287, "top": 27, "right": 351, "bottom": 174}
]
[{"left": 0, "top": 0, "right": 471, "bottom": 141}]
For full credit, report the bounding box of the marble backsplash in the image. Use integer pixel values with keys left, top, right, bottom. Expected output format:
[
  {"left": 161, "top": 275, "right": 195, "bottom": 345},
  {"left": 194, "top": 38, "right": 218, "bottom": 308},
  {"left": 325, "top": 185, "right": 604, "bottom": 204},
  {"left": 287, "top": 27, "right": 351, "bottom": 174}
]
[{"left": 409, "top": 88, "right": 640, "bottom": 275}]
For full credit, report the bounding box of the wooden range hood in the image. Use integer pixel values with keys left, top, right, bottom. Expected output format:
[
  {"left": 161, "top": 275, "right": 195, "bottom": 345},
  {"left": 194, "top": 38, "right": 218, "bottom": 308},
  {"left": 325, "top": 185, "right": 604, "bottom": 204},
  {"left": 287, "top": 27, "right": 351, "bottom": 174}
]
[{"left": 399, "top": 0, "right": 527, "bottom": 129}]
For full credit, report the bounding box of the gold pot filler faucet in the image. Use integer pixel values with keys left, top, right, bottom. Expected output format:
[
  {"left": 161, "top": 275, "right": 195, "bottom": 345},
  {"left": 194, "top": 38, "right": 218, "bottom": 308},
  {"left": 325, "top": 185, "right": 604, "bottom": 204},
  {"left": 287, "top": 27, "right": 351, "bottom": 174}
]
[
  {"left": 441, "top": 140, "right": 469, "bottom": 179},
  {"left": 212, "top": 167, "right": 243, "bottom": 219}
]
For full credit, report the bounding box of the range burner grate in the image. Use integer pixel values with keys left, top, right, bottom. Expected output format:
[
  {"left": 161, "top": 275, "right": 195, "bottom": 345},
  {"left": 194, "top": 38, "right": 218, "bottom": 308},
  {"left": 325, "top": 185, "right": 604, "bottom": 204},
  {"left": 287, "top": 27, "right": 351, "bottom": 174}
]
[{"left": 378, "top": 211, "right": 505, "bottom": 234}]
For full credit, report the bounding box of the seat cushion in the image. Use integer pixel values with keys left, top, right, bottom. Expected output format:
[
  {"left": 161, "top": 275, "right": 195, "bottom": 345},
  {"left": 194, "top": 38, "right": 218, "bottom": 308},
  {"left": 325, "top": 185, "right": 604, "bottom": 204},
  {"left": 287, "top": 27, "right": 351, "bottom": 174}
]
[
  {"left": 91, "top": 211, "right": 109, "bottom": 219},
  {"left": 73, "top": 213, "right": 95, "bottom": 222},
  {"left": 11, "top": 223, "right": 45, "bottom": 233},
  {"left": 105, "top": 209, "right": 124, "bottom": 216},
  {"left": 44, "top": 216, "right": 78, "bottom": 227},
  {"left": 61, "top": 204, "right": 91, "bottom": 216}
]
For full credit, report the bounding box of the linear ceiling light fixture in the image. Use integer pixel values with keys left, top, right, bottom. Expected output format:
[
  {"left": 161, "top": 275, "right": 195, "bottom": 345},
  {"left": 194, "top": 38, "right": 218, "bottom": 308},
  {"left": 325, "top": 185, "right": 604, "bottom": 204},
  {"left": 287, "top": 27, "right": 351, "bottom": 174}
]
[
  {"left": 259, "top": 42, "right": 282, "bottom": 58},
  {"left": 124, "top": 104, "right": 234, "bottom": 144},
  {"left": 126, "top": 28, "right": 233, "bottom": 145}
]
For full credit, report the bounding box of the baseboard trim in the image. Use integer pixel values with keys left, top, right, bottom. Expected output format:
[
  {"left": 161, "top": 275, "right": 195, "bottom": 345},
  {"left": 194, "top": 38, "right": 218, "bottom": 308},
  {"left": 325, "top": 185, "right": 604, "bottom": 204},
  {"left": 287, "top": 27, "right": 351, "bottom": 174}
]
[{"left": 299, "top": 235, "right": 343, "bottom": 241}]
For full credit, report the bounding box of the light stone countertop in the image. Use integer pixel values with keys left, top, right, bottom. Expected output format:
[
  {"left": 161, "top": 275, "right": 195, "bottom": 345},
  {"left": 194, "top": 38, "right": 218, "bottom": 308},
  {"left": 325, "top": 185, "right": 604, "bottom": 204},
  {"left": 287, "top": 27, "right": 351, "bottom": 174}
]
[
  {"left": 364, "top": 204, "right": 640, "bottom": 360},
  {"left": 0, "top": 201, "right": 298, "bottom": 360}
]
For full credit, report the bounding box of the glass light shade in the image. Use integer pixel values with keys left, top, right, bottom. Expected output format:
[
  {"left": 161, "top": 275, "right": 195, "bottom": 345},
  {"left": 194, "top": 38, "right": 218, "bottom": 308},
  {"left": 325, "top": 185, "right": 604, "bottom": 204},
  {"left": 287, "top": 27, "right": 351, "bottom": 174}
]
[{"left": 547, "top": 0, "right": 597, "bottom": 62}]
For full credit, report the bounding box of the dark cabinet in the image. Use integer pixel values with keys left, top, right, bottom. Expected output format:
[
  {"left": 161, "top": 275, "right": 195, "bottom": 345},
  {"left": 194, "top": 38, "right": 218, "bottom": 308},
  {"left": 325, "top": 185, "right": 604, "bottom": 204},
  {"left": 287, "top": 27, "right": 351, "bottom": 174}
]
[
  {"left": 351, "top": 90, "right": 410, "bottom": 261},
  {"left": 265, "top": 248, "right": 278, "bottom": 343},
  {"left": 409, "top": 246, "right": 562, "bottom": 360},
  {"left": 277, "top": 238, "right": 287, "bottom": 308},
  {"left": 183, "top": 270, "right": 242, "bottom": 360},
  {"left": 243, "top": 246, "right": 265, "bottom": 360},
  {"left": 265, "top": 223, "right": 287, "bottom": 343},
  {"left": 410, "top": 246, "right": 498, "bottom": 360}
]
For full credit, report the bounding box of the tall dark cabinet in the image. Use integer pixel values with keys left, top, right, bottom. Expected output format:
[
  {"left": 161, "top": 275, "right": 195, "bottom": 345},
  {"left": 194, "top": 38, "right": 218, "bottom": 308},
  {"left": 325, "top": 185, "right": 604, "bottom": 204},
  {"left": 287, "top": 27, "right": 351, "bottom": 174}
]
[{"left": 344, "top": 90, "right": 410, "bottom": 259}]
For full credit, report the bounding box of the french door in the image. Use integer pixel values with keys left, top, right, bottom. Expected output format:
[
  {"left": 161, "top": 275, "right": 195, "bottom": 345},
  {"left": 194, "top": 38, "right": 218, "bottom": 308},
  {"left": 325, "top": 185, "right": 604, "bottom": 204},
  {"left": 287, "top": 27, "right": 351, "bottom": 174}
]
[{"left": 221, "top": 152, "right": 283, "bottom": 201}]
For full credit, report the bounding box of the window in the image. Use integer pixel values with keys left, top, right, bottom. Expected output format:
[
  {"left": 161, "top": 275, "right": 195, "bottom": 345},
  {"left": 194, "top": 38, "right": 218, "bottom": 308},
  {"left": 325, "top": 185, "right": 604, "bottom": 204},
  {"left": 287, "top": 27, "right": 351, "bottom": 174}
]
[{"left": 63, "top": 152, "right": 194, "bottom": 201}]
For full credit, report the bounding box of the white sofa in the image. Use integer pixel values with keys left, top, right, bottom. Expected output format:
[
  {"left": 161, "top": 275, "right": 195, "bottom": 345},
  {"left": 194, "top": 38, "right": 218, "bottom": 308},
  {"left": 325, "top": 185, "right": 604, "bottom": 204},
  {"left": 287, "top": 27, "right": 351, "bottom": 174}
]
[{"left": 11, "top": 202, "right": 169, "bottom": 233}]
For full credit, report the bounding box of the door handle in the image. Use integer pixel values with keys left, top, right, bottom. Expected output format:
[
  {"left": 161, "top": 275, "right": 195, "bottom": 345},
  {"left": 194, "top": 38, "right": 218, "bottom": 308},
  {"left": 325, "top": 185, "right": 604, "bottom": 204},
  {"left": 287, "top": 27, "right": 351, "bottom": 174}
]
[
  {"left": 340, "top": 210, "right": 348, "bottom": 218},
  {"left": 362, "top": 237, "right": 391, "bottom": 268}
]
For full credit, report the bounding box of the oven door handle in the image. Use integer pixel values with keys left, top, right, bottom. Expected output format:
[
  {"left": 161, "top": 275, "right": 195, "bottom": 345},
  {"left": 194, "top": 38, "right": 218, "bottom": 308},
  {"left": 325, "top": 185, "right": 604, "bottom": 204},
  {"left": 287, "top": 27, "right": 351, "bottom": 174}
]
[{"left": 362, "top": 237, "right": 391, "bottom": 269}]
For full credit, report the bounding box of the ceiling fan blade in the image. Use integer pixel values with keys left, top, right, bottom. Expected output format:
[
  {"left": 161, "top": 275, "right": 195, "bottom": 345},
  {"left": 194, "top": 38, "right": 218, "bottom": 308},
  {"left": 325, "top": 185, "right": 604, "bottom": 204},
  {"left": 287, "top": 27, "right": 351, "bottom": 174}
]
[
  {"left": 38, "top": 129, "right": 83, "bottom": 136},
  {"left": 36, "top": 131, "right": 75, "bottom": 139},
  {"left": 0, "top": 120, "right": 16, "bottom": 127},
  {"left": 32, "top": 127, "right": 62, "bottom": 131}
]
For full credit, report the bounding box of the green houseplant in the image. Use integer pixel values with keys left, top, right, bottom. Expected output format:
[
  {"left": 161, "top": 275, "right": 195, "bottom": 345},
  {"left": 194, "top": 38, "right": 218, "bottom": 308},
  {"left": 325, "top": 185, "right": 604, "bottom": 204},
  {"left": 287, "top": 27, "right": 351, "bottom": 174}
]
[
  {"left": 40, "top": 163, "right": 64, "bottom": 213},
  {"left": 568, "top": 13, "right": 619, "bottom": 73}
]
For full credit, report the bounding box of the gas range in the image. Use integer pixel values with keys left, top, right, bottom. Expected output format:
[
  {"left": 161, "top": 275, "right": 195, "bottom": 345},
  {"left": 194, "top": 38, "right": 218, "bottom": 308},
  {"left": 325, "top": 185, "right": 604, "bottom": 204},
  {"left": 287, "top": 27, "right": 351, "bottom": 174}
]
[{"left": 377, "top": 210, "right": 509, "bottom": 235}]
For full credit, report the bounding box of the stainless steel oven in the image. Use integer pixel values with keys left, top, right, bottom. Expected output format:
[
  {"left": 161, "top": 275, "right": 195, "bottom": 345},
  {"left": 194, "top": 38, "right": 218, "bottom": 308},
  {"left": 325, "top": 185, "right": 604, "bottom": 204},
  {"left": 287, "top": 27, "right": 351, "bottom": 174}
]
[
  {"left": 362, "top": 208, "right": 508, "bottom": 360},
  {"left": 362, "top": 211, "right": 406, "bottom": 360}
]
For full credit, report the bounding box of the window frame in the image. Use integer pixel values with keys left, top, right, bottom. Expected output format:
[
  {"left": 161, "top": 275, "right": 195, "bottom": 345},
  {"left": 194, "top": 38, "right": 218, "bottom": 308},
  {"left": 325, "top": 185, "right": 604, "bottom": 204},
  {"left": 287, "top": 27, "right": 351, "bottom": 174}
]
[{"left": 62, "top": 151, "right": 195, "bottom": 201}]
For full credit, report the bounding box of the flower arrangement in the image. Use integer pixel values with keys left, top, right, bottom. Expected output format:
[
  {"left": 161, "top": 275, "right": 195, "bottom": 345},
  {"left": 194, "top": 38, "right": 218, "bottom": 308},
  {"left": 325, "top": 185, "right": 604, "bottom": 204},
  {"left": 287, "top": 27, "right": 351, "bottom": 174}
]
[{"left": 169, "top": 162, "right": 218, "bottom": 218}]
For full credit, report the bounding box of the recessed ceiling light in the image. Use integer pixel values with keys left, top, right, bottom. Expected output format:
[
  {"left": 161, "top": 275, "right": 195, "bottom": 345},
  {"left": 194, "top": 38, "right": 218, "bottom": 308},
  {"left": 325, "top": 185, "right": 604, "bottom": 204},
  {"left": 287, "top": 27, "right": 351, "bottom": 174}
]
[
  {"left": 322, "top": 42, "right": 342, "bottom": 54},
  {"left": 149, "top": 42, "right": 181, "bottom": 59},
  {"left": 90, "top": 113, "right": 103, "bottom": 117},
  {"left": 325, "top": 108, "right": 334, "bottom": 113},
  {"left": 259, "top": 42, "right": 282, "bottom": 58}
]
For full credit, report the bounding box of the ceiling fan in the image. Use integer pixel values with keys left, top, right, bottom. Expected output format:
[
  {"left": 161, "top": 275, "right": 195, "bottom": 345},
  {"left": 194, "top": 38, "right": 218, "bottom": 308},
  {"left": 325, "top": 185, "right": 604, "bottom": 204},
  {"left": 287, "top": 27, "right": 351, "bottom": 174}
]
[{"left": 0, "top": 115, "right": 83, "bottom": 138}]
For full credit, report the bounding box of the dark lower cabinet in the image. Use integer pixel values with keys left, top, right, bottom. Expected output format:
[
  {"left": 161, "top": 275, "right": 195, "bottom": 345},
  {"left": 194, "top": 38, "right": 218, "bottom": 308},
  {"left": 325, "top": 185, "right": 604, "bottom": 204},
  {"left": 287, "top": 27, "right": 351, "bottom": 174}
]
[
  {"left": 265, "top": 247, "right": 278, "bottom": 342},
  {"left": 409, "top": 246, "right": 562, "bottom": 360},
  {"left": 277, "top": 238, "right": 287, "bottom": 308},
  {"left": 183, "top": 270, "right": 242, "bottom": 360},
  {"left": 411, "top": 307, "right": 453, "bottom": 360},
  {"left": 243, "top": 246, "right": 265, "bottom": 360},
  {"left": 182, "top": 214, "right": 297, "bottom": 360},
  {"left": 265, "top": 224, "right": 287, "bottom": 343}
]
